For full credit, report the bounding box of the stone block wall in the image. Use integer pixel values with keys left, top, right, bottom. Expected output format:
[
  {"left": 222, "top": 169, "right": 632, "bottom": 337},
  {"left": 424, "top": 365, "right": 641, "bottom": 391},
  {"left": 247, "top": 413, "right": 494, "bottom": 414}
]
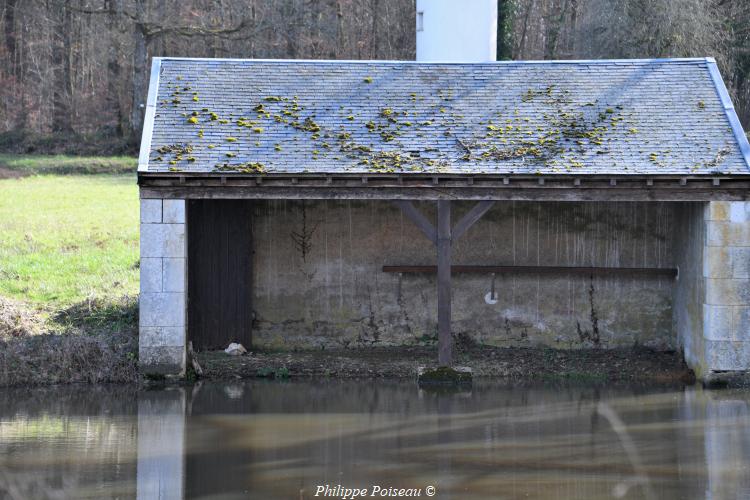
[
  {"left": 703, "top": 202, "right": 750, "bottom": 375},
  {"left": 675, "top": 201, "right": 750, "bottom": 382},
  {"left": 139, "top": 198, "right": 187, "bottom": 377}
]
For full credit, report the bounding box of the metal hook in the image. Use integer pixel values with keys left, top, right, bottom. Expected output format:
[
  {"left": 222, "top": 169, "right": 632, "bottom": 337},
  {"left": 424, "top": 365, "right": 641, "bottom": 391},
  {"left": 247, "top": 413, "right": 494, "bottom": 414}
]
[{"left": 485, "top": 273, "right": 498, "bottom": 305}]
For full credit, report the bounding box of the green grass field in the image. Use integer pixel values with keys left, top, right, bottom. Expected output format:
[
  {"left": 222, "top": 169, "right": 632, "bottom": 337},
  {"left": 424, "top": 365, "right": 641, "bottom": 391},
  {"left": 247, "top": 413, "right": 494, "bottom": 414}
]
[
  {"left": 0, "top": 156, "right": 140, "bottom": 386},
  {"left": 0, "top": 158, "right": 138, "bottom": 308}
]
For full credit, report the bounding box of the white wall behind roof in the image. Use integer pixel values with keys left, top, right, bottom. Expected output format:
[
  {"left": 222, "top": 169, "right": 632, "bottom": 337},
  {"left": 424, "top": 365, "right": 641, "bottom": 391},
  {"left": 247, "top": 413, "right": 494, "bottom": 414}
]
[{"left": 416, "top": 0, "right": 498, "bottom": 62}]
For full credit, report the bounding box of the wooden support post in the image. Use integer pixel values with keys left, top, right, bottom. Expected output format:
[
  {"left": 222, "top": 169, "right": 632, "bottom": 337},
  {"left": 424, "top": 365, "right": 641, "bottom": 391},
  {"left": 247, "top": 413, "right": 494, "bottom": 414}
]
[
  {"left": 394, "top": 199, "right": 496, "bottom": 368},
  {"left": 437, "top": 200, "right": 452, "bottom": 366}
]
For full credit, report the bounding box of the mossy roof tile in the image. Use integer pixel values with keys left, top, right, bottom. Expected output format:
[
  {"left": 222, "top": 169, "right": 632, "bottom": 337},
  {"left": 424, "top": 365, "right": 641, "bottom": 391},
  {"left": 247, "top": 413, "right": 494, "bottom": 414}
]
[{"left": 140, "top": 57, "right": 750, "bottom": 176}]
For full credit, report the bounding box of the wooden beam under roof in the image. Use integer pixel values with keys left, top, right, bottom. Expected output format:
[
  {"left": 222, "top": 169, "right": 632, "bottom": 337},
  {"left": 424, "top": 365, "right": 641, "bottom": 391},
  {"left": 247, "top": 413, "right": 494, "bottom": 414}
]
[{"left": 138, "top": 173, "right": 750, "bottom": 202}]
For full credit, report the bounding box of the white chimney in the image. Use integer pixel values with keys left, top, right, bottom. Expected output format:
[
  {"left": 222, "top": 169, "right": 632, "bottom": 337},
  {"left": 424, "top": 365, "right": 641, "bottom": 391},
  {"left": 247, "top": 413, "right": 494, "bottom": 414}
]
[{"left": 416, "top": 0, "right": 498, "bottom": 62}]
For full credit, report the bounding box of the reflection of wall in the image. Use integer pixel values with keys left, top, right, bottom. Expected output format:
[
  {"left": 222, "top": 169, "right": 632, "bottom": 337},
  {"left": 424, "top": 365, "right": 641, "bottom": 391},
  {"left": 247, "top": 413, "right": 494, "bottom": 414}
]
[
  {"left": 704, "top": 393, "right": 750, "bottom": 499},
  {"left": 136, "top": 388, "right": 186, "bottom": 500},
  {"left": 680, "top": 388, "right": 750, "bottom": 499},
  {"left": 253, "top": 200, "right": 675, "bottom": 350}
]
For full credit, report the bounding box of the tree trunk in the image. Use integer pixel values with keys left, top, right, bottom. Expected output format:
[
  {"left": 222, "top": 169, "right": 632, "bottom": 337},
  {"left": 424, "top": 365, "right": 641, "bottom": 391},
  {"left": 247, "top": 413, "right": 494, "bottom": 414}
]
[
  {"left": 283, "top": 0, "right": 299, "bottom": 58},
  {"left": 496, "top": 0, "right": 514, "bottom": 60},
  {"left": 3, "top": 0, "right": 22, "bottom": 129},
  {"left": 4, "top": 0, "right": 17, "bottom": 75},
  {"left": 249, "top": 0, "right": 257, "bottom": 57},
  {"left": 106, "top": 0, "right": 125, "bottom": 137},
  {"left": 52, "top": 0, "right": 74, "bottom": 134},
  {"left": 335, "top": 0, "right": 345, "bottom": 59},
  {"left": 371, "top": 0, "right": 380, "bottom": 58},
  {"left": 544, "top": 0, "right": 569, "bottom": 59},
  {"left": 130, "top": 0, "right": 149, "bottom": 145},
  {"left": 518, "top": 0, "right": 534, "bottom": 58}
]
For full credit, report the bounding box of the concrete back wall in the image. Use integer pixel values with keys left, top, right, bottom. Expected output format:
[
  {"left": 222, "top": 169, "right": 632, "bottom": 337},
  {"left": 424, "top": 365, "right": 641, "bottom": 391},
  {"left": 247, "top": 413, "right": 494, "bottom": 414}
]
[{"left": 251, "top": 200, "right": 676, "bottom": 350}]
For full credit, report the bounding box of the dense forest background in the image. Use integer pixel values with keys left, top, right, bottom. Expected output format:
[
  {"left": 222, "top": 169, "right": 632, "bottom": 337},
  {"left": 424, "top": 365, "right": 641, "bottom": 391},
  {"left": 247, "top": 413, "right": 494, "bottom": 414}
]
[{"left": 0, "top": 0, "right": 748, "bottom": 154}]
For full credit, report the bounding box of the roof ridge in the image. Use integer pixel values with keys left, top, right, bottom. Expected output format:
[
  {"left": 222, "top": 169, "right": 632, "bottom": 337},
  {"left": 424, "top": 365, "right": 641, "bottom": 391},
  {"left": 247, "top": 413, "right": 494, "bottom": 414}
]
[{"left": 154, "top": 56, "right": 712, "bottom": 66}]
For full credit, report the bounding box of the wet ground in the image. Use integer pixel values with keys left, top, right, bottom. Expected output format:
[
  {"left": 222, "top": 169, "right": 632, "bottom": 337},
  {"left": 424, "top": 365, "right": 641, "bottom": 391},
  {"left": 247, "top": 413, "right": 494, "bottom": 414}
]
[
  {"left": 1, "top": 380, "right": 749, "bottom": 499},
  {"left": 197, "top": 345, "right": 694, "bottom": 384}
]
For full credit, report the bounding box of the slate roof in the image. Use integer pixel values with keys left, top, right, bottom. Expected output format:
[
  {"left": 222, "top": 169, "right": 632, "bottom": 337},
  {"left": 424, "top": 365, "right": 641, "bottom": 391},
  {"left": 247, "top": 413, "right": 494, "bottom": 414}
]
[{"left": 139, "top": 57, "right": 750, "bottom": 176}]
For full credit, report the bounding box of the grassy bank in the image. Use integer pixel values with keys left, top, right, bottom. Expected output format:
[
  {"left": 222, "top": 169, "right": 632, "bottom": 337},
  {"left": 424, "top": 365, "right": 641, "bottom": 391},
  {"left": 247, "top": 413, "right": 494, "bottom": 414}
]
[
  {"left": 0, "top": 154, "right": 135, "bottom": 177},
  {"left": 0, "top": 297, "right": 138, "bottom": 386},
  {"left": 0, "top": 156, "right": 139, "bottom": 387}
]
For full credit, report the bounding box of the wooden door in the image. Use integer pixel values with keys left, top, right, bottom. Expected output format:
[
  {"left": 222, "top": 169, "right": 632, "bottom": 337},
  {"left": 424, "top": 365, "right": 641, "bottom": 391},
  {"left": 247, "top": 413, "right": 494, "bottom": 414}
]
[{"left": 187, "top": 200, "right": 253, "bottom": 350}]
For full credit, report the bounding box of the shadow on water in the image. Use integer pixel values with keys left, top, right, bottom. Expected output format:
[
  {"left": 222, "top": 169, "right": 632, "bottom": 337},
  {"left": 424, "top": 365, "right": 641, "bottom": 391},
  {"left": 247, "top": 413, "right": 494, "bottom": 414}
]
[{"left": 0, "top": 380, "right": 749, "bottom": 499}]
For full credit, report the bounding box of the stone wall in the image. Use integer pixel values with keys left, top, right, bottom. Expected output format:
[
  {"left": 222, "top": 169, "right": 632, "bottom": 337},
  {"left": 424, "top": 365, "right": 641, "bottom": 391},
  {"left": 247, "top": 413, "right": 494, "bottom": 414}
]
[
  {"left": 139, "top": 199, "right": 187, "bottom": 377},
  {"left": 673, "top": 202, "right": 706, "bottom": 373},
  {"left": 252, "top": 200, "right": 676, "bottom": 350},
  {"left": 674, "top": 201, "right": 750, "bottom": 382},
  {"left": 704, "top": 202, "right": 750, "bottom": 374}
]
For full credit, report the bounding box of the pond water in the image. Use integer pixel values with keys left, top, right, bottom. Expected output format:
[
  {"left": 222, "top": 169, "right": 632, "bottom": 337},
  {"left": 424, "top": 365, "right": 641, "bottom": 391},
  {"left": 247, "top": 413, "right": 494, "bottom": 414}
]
[{"left": 0, "top": 380, "right": 749, "bottom": 499}]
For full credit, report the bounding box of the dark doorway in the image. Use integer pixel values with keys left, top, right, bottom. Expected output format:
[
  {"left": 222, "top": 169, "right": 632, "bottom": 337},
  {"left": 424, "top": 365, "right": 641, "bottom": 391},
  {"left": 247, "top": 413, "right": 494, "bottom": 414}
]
[{"left": 187, "top": 200, "right": 253, "bottom": 350}]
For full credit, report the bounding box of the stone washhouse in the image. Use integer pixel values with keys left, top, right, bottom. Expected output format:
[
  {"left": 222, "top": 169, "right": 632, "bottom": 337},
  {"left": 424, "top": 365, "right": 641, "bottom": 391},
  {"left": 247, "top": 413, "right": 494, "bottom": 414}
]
[{"left": 137, "top": 57, "right": 750, "bottom": 383}]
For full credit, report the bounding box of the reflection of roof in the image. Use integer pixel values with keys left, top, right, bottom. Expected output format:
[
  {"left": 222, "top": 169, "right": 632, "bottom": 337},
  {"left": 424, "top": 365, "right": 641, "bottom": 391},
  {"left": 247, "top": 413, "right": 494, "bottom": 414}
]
[{"left": 140, "top": 57, "right": 750, "bottom": 176}]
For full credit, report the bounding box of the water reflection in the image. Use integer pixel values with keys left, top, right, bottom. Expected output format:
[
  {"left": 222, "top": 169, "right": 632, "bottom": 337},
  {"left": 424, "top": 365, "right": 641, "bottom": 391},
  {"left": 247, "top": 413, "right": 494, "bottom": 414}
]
[
  {"left": 0, "top": 381, "right": 748, "bottom": 499},
  {"left": 138, "top": 389, "right": 186, "bottom": 500}
]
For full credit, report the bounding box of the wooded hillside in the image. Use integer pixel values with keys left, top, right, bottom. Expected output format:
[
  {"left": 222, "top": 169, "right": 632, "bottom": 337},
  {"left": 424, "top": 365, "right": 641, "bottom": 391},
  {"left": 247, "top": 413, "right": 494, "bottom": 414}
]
[{"left": 0, "top": 0, "right": 748, "bottom": 154}]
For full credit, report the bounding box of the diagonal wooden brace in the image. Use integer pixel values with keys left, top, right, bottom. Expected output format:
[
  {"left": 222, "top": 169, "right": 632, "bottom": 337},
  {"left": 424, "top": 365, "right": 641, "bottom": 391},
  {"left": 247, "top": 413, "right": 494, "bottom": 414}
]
[
  {"left": 393, "top": 200, "right": 437, "bottom": 245},
  {"left": 452, "top": 200, "right": 495, "bottom": 240}
]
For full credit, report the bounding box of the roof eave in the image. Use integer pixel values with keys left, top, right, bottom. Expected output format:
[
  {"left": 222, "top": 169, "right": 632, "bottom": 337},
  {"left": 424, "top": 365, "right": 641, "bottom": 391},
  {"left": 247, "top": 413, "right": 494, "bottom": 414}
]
[
  {"left": 137, "top": 171, "right": 750, "bottom": 182},
  {"left": 706, "top": 57, "right": 750, "bottom": 170},
  {"left": 137, "top": 57, "right": 162, "bottom": 173}
]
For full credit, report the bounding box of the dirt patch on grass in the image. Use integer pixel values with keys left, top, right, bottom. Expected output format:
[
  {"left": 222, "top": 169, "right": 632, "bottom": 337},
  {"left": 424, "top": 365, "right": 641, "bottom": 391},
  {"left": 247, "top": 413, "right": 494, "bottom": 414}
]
[
  {"left": 0, "top": 166, "right": 26, "bottom": 179},
  {"left": 197, "top": 345, "right": 695, "bottom": 385},
  {"left": 0, "top": 297, "right": 40, "bottom": 338}
]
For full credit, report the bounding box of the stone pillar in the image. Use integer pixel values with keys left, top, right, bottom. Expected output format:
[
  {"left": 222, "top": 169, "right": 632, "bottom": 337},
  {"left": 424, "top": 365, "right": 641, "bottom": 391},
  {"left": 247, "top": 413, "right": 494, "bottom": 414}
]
[
  {"left": 702, "top": 201, "right": 750, "bottom": 382},
  {"left": 677, "top": 201, "right": 750, "bottom": 384},
  {"left": 139, "top": 198, "right": 187, "bottom": 377}
]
